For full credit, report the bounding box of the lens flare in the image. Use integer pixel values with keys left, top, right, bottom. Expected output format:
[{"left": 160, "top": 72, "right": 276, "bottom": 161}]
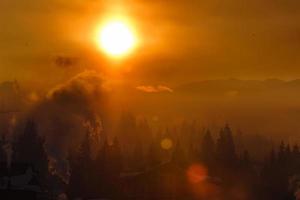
[
  {"left": 187, "top": 164, "right": 207, "bottom": 184},
  {"left": 160, "top": 138, "right": 173, "bottom": 150}
]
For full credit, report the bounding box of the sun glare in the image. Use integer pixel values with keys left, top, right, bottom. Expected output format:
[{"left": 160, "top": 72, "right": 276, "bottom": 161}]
[{"left": 96, "top": 20, "right": 137, "bottom": 58}]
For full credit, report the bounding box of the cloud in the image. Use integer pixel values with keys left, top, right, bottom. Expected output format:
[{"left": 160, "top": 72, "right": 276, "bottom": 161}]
[
  {"left": 32, "top": 71, "right": 107, "bottom": 183},
  {"left": 54, "top": 56, "right": 78, "bottom": 68},
  {"left": 136, "top": 85, "right": 173, "bottom": 93}
]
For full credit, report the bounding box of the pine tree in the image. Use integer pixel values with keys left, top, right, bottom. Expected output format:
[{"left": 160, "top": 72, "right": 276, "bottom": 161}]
[
  {"left": 68, "top": 151, "right": 82, "bottom": 199},
  {"left": 216, "top": 125, "right": 236, "bottom": 163},
  {"left": 215, "top": 124, "right": 238, "bottom": 175},
  {"left": 216, "top": 128, "right": 226, "bottom": 163},
  {"left": 137, "top": 118, "right": 152, "bottom": 153},
  {"left": 270, "top": 148, "right": 276, "bottom": 164},
  {"left": 118, "top": 112, "right": 137, "bottom": 170},
  {"left": 201, "top": 130, "right": 215, "bottom": 166},
  {"left": 241, "top": 150, "right": 251, "bottom": 167},
  {"left": 172, "top": 141, "right": 186, "bottom": 167},
  {"left": 132, "top": 139, "right": 145, "bottom": 171},
  {"left": 110, "top": 137, "right": 122, "bottom": 176},
  {"left": 118, "top": 112, "right": 137, "bottom": 143},
  {"left": 278, "top": 141, "right": 286, "bottom": 163},
  {"left": 147, "top": 141, "right": 161, "bottom": 168},
  {"left": 91, "top": 131, "right": 109, "bottom": 197},
  {"left": 0, "top": 134, "right": 6, "bottom": 163},
  {"left": 68, "top": 131, "right": 93, "bottom": 198},
  {"left": 15, "top": 120, "right": 48, "bottom": 184},
  {"left": 292, "top": 144, "right": 300, "bottom": 173},
  {"left": 107, "top": 137, "right": 122, "bottom": 198},
  {"left": 285, "top": 144, "right": 291, "bottom": 160},
  {"left": 223, "top": 124, "right": 237, "bottom": 163},
  {"left": 292, "top": 144, "right": 299, "bottom": 156},
  {"left": 91, "top": 135, "right": 122, "bottom": 198}
]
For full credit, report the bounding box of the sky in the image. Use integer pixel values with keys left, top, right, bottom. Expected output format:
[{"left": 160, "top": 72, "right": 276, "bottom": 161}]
[
  {"left": 1, "top": 0, "right": 300, "bottom": 88},
  {"left": 2, "top": 0, "right": 300, "bottom": 180}
]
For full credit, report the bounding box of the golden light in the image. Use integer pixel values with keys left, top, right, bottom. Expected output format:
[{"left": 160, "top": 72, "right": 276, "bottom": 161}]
[
  {"left": 96, "top": 20, "right": 137, "bottom": 58},
  {"left": 160, "top": 138, "right": 173, "bottom": 150}
]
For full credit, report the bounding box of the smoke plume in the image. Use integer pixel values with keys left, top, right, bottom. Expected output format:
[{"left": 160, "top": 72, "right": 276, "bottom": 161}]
[{"left": 32, "top": 71, "right": 108, "bottom": 183}]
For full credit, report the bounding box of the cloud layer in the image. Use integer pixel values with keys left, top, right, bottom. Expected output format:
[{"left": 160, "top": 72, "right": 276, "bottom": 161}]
[{"left": 136, "top": 85, "right": 173, "bottom": 93}]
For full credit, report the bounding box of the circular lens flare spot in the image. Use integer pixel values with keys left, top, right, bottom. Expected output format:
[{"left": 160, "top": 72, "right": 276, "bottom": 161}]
[
  {"left": 187, "top": 164, "right": 208, "bottom": 184},
  {"left": 160, "top": 138, "right": 173, "bottom": 150}
]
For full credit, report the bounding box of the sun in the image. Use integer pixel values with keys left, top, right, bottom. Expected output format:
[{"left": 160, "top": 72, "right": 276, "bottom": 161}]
[{"left": 96, "top": 20, "right": 137, "bottom": 58}]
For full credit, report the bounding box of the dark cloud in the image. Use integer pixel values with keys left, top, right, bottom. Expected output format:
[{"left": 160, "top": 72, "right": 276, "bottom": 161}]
[
  {"left": 32, "top": 71, "right": 107, "bottom": 182},
  {"left": 54, "top": 56, "right": 78, "bottom": 68}
]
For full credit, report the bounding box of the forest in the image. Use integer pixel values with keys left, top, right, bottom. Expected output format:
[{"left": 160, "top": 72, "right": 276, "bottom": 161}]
[{"left": 0, "top": 113, "right": 299, "bottom": 200}]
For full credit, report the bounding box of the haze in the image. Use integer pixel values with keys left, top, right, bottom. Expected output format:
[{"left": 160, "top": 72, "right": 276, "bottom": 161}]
[{"left": 1, "top": 0, "right": 300, "bottom": 140}]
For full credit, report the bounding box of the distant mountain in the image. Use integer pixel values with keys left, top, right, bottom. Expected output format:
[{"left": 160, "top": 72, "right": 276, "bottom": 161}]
[
  {"left": 120, "top": 78, "right": 300, "bottom": 140},
  {"left": 175, "top": 79, "right": 300, "bottom": 96}
]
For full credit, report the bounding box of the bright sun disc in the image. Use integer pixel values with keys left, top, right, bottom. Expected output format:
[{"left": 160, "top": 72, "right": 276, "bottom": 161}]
[{"left": 97, "top": 20, "right": 137, "bottom": 57}]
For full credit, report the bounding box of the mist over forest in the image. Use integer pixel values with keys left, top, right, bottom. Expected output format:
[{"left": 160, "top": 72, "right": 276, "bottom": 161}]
[
  {"left": 1, "top": 0, "right": 300, "bottom": 199},
  {"left": 0, "top": 75, "right": 299, "bottom": 199},
  {"left": 3, "top": 77, "right": 300, "bottom": 140}
]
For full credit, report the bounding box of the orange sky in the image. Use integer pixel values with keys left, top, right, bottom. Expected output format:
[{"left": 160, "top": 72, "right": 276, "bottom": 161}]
[{"left": 1, "top": 0, "right": 300, "bottom": 88}]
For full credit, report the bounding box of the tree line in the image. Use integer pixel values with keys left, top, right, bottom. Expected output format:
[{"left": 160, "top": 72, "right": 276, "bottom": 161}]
[{"left": 0, "top": 116, "right": 299, "bottom": 200}]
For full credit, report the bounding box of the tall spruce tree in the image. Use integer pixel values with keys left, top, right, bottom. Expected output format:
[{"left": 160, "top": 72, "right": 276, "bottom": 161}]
[
  {"left": 216, "top": 124, "right": 237, "bottom": 170},
  {"left": 201, "top": 130, "right": 215, "bottom": 166},
  {"left": 15, "top": 120, "right": 48, "bottom": 183},
  {"left": 0, "top": 134, "right": 6, "bottom": 163},
  {"left": 68, "top": 131, "right": 93, "bottom": 199}
]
